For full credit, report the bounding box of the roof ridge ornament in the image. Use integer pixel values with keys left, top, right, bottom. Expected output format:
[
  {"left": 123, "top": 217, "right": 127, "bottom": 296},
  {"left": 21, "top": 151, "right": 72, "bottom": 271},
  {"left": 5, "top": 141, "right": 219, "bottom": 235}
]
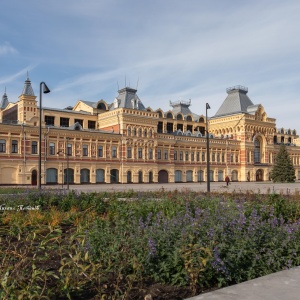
[
  {"left": 170, "top": 99, "right": 191, "bottom": 107},
  {"left": 226, "top": 85, "right": 248, "bottom": 94}
]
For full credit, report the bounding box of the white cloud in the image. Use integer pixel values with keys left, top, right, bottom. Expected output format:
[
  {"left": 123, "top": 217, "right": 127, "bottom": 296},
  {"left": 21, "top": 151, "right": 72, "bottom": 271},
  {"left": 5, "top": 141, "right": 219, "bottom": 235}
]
[{"left": 0, "top": 42, "right": 17, "bottom": 55}]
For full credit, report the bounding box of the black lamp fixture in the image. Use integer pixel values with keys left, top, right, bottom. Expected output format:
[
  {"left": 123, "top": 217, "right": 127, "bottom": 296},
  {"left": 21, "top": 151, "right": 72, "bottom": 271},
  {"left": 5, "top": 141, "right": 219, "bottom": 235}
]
[
  {"left": 38, "top": 82, "right": 50, "bottom": 190},
  {"left": 206, "top": 103, "right": 211, "bottom": 192}
]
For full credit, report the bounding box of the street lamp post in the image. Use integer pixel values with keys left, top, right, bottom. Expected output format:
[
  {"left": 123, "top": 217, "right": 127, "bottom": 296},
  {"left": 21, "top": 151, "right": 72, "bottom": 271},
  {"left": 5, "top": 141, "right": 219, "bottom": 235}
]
[
  {"left": 38, "top": 82, "right": 50, "bottom": 190},
  {"left": 61, "top": 162, "right": 64, "bottom": 188},
  {"left": 66, "top": 139, "right": 70, "bottom": 190},
  {"left": 206, "top": 103, "right": 211, "bottom": 192}
]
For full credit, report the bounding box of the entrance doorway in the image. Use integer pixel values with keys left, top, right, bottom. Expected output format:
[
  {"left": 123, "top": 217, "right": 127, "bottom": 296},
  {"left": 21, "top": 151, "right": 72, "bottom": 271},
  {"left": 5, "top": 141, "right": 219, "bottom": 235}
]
[
  {"left": 256, "top": 169, "right": 263, "bottom": 181},
  {"left": 31, "top": 170, "right": 37, "bottom": 185},
  {"left": 158, "top": 170, "right": 168, "bottom": 183}
]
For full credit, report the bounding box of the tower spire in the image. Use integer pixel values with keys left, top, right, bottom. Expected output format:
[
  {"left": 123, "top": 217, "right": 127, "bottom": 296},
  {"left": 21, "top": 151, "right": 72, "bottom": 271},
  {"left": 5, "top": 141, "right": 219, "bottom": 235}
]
[
  {"left": 22, "top": 73, "right": 35, "bottom": 96},
  {"left": 1, "top": 88, "right": 9, "bottom": 109}
]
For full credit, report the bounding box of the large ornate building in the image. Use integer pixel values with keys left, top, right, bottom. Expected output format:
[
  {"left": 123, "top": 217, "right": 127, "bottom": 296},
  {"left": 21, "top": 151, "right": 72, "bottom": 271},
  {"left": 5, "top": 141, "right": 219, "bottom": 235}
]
[{"left": 0, "top": 76, "right": 299, "bottom": 186}]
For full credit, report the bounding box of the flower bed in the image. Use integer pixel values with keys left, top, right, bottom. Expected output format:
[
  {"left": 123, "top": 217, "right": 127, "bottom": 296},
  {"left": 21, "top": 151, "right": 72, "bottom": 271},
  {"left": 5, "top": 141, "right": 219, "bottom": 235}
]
[{"left": 1, "top": 189, "right": 300, "bottom": 299}]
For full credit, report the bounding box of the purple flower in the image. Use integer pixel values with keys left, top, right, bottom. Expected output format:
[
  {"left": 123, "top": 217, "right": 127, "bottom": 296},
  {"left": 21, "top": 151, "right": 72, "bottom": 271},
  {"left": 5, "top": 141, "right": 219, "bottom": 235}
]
[{"left": 148, "top": 238, "right": 157, "bottom": 256}]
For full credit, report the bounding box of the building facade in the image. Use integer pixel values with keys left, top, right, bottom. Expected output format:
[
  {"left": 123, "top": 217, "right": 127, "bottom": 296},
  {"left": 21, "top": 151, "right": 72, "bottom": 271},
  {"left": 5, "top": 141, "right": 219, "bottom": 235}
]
[{"left": 0, "top": 77, "right": 299, "bottom": 186}]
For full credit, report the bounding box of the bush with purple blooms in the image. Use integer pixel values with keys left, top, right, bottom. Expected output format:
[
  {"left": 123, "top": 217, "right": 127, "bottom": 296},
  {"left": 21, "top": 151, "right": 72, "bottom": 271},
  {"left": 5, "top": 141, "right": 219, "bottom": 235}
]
[
  {"left": 88, "top": 191, "right": 300, "bottom": 295},
  {"left": 1, "top": 189, "right": 300, "bottom": 299}
]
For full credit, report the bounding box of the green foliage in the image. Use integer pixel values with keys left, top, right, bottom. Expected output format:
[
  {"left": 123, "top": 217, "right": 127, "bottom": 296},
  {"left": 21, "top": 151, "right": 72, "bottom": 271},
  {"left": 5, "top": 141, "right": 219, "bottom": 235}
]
[
  {"left": 1, "top": 190, "right": 300, "bottom": 299},
  {"left": 270, "top": 144, "right": 296, "bottom": 182}
]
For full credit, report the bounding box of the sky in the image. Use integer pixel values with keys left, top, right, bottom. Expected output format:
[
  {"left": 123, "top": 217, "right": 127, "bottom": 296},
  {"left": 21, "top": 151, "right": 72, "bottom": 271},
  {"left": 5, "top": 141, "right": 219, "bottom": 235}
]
[{"left": 1, "top": 0, "right": 300, "bottom": 131}]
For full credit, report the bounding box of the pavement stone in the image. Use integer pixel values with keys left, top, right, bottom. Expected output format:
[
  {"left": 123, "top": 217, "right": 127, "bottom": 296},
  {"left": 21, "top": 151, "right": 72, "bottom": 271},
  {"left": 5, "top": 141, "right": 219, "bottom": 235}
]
[
  {"left": 186, "top": 266, "right": 300, "bottom": 300},
  {"left": 60, "top": 181, "right": 300, "bottom": 195}
]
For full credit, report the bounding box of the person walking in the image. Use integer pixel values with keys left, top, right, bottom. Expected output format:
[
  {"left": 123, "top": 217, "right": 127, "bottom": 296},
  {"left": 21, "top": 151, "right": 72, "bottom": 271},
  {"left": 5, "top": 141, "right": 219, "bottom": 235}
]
[{"left": 225, "top": 175, "right": 230, "bottom": 186}]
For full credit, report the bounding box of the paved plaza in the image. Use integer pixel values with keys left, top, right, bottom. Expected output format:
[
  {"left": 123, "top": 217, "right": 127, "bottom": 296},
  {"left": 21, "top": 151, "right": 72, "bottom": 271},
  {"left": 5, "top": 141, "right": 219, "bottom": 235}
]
[{"left": 64, "top": 181, "right": 300, "bottom": 195}]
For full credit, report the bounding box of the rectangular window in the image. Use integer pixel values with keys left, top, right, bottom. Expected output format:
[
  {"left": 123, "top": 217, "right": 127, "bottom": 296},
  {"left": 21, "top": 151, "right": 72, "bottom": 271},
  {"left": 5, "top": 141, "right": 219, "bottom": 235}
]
[
  {"left": 217, "top": 153, "right": 220, "bottom": 162},
  {"left": 127, "top": 147, "right": 132, "bottom": 158},
  {"left": 187, "top": 125, "right": 193, "bottom": 132},
  {"left": 60, "top": 117, "right": 69, "bottom": 127},
  {"left": 191, "top": 152, "right": 194, "bottom": 161},
  {"left": 185, "top": 151, "right": 189, "bottom": 161},
  {"left": 67, "top": 143, "right": 72, "bottom": 156},
  {"left": 196, "top": 152, "right": 200, "bottom": 162},
  {"left": 166, "top": 122, "right": 173, "bottom": 133},
  {"left": 98, "top": 146, "right": 103, "bottom": 157},
  {"left": 88, "top": 120, "right": 96, "bottom": 129},
  {"left": 32, "top": 141, "right": 37, "bottom": 154},
  {"left": 49, "top": 142, "right": 55, "bottom": 155},
  {"left": 112, "top": 146, "right": 117, "bottom": 158},
  {"left": 212, "top": 153, "right": 215, "bottom": 162},
  {"left": 236, "top": 154, "right": 239, "bottom": 163},
  {"left": 138, "top": 148, "right": 142, "bottom": 159},
  {"left": 180, "top": 151, "right": 183, "bottom": 161},
  {"left": 148, "top": 148, "right": 153, "bottom": 159},
  {"left": 157, "top": 122, "right": 163, "bottom": 133},
  {"left": 83, "top": 145, "right": 88, "bottom": 156},
  {"left": 157, "top": 149, "right": 161, "bottom": 159},
  {"left": 230, "top": 154, "right": 234, "bottom": 163},
  {"left": 0, "top": 139, "right": 6, "bottom": 152},
  {"left": 164, "top": 150, "right": 168, "bottom": 160},
  {"left": 75, "top": 119, "right": 83, "bottom": 127},
  {"left": 45, "top": 116, "right": 55, "bottom": 126},
  {"left": 222, "top": 153, "right": 225, "bottom": 163},
  {"left": 202, "top": 152, "right": 205, "bottom": 162},
  {"left": 177, "top": 124, "right": 183, "bottom": 131},
  {"left": 174, "top": 150, "right": 177, "bottom": 160},
  {"left": 12, "top": 140, "right": 18, "bottom": 153}
]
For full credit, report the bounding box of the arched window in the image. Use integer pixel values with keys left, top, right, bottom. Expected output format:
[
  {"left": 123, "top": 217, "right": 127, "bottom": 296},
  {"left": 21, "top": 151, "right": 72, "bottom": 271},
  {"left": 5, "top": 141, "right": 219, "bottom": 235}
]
[
  {"left": 177, "top": 114, "right": 183, "bottom": 120},
  {"left": 167, "top": 112, "right": 173, "bottom": 119},
  {"left": 186, "top": 115, "right": 192, "bottom": 121},
  {"left": 199, "top": 117, "right": 204, "bottom": 123},
  {"left": 97, "top": 102, "right": 106, "bottom": 110},
  {"left": 157, "top": 111, "right": 163, "bottom": 118},
  {"left": 254, "top": 139, "right": 260, "bottom": 163}
]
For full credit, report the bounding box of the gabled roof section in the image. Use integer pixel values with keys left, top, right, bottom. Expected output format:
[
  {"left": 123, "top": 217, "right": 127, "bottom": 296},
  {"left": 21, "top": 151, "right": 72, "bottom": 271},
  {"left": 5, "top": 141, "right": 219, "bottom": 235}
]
[
  {"left": 110, "top": 87, "right": 146, "bottom": 110},
  {"left": 80, "top": 100, "right": 97, "bottom": 109},
  {"left": 214, "top": 86, "right": 254, "bottom": 117},
  {"left": 22, "top": 76, "right": 35, "bottom": 96}
]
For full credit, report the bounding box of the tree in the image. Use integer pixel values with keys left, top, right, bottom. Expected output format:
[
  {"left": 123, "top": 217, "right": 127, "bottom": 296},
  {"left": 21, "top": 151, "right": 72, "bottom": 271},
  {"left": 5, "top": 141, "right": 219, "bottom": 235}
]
[{"left": 270, "top": 144, "right": 296, "bottom": 183}]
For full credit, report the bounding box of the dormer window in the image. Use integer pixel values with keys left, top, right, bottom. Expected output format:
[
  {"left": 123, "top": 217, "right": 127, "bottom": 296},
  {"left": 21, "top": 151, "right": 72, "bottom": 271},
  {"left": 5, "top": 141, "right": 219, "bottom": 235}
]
[
  {"left": 131, "top": 99, "right": 139, "bottom": 109},
  {"left": 114, "top": 98, "right": 120, "bottom": 109}
]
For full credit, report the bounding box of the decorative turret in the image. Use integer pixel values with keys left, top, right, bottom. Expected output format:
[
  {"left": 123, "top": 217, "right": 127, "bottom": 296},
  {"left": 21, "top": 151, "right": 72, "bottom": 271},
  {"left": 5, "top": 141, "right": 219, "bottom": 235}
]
[
  {"left": 214, "top": 85, "right": 254, "bottom": 117},
  {"left": 0, "top": 88, "right": 9, "bottom": 110},
  {"left": 111, "top": 87, "right": 146, "bottom": 110},
  {"left": 22, "top": 75, "right": 35, "bottom": 96},
  {"left": 17, "top": 74, "right": 37, "bottom": 124}
]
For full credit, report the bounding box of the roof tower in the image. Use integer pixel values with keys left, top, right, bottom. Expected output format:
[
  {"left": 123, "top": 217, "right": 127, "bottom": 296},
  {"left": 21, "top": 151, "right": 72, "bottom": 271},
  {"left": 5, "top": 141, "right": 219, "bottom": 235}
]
[{"left": 214, "top": 86, "right": 254, "bottom": 117}]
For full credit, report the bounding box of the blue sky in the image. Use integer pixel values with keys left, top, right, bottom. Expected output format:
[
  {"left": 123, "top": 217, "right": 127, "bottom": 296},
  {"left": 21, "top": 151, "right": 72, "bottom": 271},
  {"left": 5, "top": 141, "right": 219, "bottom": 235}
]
[{"left": 1, "top": 0, "right": 300, "bottom": 131}]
